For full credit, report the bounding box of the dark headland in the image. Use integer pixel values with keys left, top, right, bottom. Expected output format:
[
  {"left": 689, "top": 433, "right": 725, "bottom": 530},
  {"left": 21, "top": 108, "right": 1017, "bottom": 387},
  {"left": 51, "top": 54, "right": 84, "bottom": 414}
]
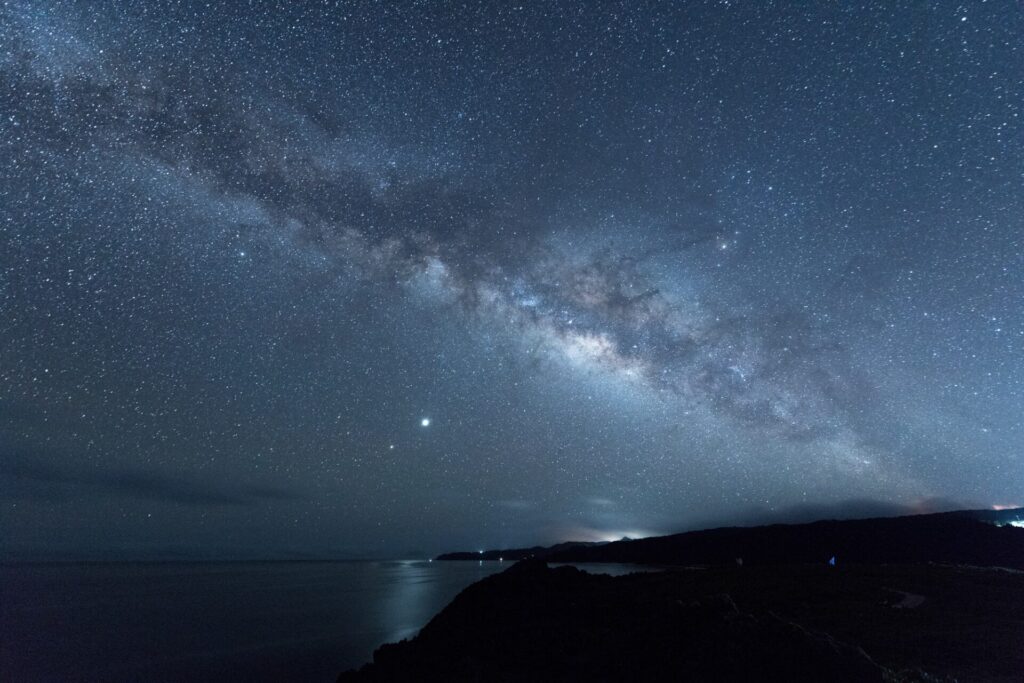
[
  {"left": 340, "top": 508, "right": 1024, "bottom": 681},
  {"left": 437, "top": 506, "right": 1024, "bottom": 567}
]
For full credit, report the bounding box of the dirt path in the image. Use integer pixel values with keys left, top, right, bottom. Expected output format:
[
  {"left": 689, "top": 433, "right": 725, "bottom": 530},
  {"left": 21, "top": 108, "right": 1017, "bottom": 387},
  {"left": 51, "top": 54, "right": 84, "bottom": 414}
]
[{"left": 887, "top": 589, "right": 926, "bottom": 609}]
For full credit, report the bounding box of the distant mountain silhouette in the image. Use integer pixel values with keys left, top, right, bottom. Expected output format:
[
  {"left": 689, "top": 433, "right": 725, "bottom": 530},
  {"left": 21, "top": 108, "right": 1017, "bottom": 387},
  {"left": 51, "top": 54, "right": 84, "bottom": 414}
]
[
  {"left": 436, "top": 540, "right": 605, "bottom": 561},
  {"left": 438, "top": 507, "right": 1024, "bottom": 569}
]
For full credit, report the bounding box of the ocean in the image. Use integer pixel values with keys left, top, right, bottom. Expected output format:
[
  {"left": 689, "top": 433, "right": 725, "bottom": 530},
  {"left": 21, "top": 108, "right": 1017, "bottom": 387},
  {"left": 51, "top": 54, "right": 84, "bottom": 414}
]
[{"left": 0, "top": 560, "right": 642, "bottom": 682}]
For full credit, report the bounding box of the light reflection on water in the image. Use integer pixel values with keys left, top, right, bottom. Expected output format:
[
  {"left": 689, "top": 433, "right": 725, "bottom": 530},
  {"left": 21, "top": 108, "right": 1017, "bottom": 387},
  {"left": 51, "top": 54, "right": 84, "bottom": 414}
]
[
  {"left": 376, "top": 559, "right": 494, "bottom": 643},
  {"left": 0, "top": 560, "right": 646, "bottom": 682}
]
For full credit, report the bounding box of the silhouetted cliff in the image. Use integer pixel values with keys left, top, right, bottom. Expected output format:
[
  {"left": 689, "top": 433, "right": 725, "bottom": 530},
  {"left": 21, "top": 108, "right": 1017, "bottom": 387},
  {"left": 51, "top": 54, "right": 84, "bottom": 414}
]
[{"left": 341, "top": 559, "right": 1024, "bottom": 681}]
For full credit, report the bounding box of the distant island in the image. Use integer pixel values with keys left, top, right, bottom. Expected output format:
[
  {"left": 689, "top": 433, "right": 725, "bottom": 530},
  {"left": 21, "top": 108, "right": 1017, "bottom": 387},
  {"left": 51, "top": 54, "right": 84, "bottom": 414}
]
[{"left": 342, "top": 507, "right": 1024, "bottom": 681}]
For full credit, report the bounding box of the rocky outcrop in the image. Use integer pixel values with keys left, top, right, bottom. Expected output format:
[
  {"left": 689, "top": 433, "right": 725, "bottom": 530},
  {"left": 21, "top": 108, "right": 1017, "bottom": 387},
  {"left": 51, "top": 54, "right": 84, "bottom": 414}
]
[{"left": 339, "top": 561, "right": 931, "bottom": 682}]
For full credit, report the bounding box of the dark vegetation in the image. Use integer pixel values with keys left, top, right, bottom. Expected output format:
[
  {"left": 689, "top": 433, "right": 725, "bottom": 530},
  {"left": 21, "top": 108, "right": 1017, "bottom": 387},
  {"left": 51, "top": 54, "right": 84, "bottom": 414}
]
[
  {"left": 342, "top": 509, "right": 1024, "bottom": 681},
  {"left": 341, "top": 560, "right": 1024, "bottom": 681}
]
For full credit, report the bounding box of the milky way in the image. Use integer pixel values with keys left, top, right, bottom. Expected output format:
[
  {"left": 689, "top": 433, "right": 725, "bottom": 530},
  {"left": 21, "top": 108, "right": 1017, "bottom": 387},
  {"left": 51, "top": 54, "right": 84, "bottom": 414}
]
[{"left": 2, "top": 1, "right": 1022, "bottom": 558}]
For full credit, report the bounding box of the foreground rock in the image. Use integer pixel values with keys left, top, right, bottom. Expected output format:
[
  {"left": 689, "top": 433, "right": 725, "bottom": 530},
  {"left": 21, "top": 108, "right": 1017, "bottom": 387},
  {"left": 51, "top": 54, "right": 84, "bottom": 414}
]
[{"left": 339, "top": 560, "right": 1016, "bottom": 682}]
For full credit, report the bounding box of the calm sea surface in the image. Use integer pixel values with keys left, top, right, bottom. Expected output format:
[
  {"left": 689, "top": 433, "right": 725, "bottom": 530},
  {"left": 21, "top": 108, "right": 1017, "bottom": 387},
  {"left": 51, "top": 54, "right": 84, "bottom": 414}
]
[{"left": 0, "top": 560, "right": 644, "bottom": 682}]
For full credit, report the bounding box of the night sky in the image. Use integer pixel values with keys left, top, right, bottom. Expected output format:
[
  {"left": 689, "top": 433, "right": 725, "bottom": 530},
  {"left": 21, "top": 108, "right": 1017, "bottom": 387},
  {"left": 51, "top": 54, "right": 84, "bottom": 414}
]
[{"left": 2, "top": 1, "right": 1022, "bottom": 560}]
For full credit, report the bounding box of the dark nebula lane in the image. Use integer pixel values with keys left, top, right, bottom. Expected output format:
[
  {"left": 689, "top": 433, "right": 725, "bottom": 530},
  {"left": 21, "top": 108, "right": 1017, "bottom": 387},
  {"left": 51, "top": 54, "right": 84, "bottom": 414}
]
[{"left": 1, "top": 1, "right": 1022, "bottom": 560}]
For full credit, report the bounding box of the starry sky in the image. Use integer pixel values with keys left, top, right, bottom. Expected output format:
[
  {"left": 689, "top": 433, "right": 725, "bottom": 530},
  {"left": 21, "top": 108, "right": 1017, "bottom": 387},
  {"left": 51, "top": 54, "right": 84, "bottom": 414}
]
[{"left": 2, "top": 1, "right": 1022, "bottom": 560}]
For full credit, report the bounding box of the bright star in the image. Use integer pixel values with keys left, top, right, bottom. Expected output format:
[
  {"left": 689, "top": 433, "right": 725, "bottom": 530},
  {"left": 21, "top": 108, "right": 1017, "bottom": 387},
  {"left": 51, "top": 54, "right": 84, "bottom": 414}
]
[{"left": 421, "top": 418, "right": 430, "bottom": 427}]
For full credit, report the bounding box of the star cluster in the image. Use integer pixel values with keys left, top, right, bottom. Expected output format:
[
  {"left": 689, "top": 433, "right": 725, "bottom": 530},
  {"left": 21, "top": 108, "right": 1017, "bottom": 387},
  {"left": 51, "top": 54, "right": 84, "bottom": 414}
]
[{"left": 2, "top": 1, "right": 1022, "bottom": 558}]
